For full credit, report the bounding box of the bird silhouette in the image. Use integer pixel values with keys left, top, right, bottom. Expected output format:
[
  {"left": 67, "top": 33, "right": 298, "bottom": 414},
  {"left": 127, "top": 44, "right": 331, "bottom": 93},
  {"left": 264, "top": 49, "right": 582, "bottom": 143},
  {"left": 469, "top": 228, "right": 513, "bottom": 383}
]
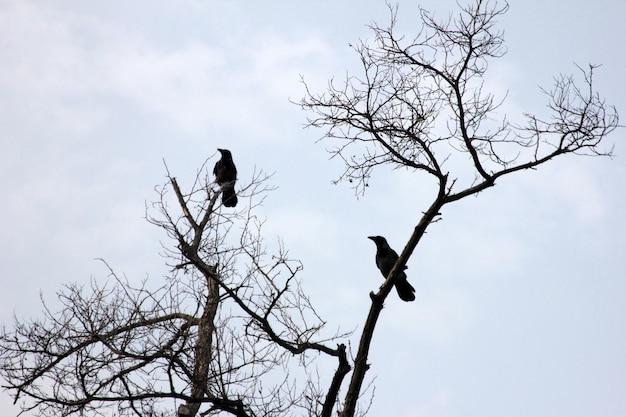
[
  {"left": 368, "top": 236, "right": 415, "bottom": 302},
  {"left": 213, "top": 148, "right": 238, "bottom": 207}
]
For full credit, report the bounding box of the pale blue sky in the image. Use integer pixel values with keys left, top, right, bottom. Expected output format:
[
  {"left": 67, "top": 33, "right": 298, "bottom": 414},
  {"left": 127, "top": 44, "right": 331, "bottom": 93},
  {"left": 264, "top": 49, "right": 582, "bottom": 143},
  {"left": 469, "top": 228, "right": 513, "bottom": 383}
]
[{"left": 1, "top": 1, "right": 625, "bottom": 416}]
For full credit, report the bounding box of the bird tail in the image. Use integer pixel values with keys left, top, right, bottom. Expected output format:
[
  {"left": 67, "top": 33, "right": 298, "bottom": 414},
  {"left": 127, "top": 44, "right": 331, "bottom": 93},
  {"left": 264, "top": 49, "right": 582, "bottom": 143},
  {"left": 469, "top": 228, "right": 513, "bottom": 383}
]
[
  {"left": 395, "top": 274, "right": 416, "bottom": 302},
  {"left": 221, "top": 186, "right": 238, "bottom": 207}
]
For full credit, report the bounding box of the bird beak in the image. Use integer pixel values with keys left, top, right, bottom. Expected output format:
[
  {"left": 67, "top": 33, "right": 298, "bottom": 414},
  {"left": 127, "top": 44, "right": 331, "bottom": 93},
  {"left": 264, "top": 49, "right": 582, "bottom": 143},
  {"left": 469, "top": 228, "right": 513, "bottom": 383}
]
[{"left": 367, "top": 236, "right": 375, "bottom": 241}]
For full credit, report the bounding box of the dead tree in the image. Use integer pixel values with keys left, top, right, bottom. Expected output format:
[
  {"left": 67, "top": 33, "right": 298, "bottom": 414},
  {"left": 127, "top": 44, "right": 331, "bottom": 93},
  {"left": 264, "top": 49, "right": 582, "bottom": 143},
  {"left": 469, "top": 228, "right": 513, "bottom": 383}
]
[
  {"left": 0, "top": 2, "right": 619, "bottom": 417},
  {"left": 0, "top": 161, "right": 349, "bottom": 417},
  {"left": 298, "top": 1, "right": 618, "bottom": 416}
]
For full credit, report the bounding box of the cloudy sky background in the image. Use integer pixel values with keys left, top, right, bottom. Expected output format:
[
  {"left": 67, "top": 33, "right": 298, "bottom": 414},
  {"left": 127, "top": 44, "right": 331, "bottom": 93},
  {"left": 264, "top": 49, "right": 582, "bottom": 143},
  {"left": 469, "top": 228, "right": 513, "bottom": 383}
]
[{"left": 1, "top": 1, "right": 625, "bottom": 416}]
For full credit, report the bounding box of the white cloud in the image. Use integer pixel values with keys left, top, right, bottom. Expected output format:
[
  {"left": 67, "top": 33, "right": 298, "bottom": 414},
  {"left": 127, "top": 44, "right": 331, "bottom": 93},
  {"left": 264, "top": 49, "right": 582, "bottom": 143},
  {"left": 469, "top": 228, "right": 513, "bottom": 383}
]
[
  {"left": 265, "top": 205, "right": 341, "bottom": 260},
  {"left": 407, "top": 389, "right": 453, "bottom": 417},
  {"left": 409, "top": 285, "right": 477, "bottom": 346},
  {"left": 531, "top": 160, "right": 608, "bottom": 223},
  {"left": 0, "top": 0, "right": 334, "bottom": 138}
]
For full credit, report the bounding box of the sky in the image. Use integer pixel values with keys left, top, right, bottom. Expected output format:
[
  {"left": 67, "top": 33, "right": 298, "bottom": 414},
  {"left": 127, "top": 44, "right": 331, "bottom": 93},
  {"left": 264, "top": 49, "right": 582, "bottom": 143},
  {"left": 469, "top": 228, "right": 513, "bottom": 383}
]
[{"left": 1, "top": 1, "right": 625, "bottom": 416}]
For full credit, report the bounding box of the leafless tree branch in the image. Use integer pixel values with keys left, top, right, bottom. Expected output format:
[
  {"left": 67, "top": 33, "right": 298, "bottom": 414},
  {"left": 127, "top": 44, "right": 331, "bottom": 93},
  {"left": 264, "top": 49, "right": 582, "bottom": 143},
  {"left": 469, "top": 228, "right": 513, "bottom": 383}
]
[
  {"left": 1, "top": 161, "right": 350, "bottom": 417},
  {"left": 299, "top": 2, "right": 618, "bottom": 416}
]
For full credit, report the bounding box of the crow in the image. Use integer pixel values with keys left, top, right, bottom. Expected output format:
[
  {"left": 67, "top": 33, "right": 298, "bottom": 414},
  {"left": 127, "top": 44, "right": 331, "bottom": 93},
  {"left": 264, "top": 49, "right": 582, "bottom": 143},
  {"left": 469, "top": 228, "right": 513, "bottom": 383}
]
[
  {"left": 367, "top": 236, "right": 415, "bottom": 302},
  {"left": 213, "top": 148, "right": 238, "bottom": 207}
]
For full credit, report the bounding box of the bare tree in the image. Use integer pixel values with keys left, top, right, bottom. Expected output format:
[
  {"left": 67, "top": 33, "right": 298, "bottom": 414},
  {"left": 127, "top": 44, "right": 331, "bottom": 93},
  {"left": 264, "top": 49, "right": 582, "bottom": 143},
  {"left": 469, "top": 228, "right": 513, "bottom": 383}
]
[
  {"left": 298, "top": 1, "right": 618, "bottom": 416},
  {"left": 0, "top": 1, "right": 619, "bottom": 417},
  {"left": 0, "top": 162, "right": 349, "bottom": 417}
]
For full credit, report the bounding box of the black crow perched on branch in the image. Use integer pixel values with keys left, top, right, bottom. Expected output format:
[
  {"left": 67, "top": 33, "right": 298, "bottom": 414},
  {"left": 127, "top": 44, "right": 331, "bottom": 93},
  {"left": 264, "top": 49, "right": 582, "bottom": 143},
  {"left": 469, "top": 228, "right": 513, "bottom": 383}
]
[
  {"left": 213, "top": 148, "right": 238, "bottom": 207},
  {"left": 368, "top": 236, "right": 415, "bottom": 302}
]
